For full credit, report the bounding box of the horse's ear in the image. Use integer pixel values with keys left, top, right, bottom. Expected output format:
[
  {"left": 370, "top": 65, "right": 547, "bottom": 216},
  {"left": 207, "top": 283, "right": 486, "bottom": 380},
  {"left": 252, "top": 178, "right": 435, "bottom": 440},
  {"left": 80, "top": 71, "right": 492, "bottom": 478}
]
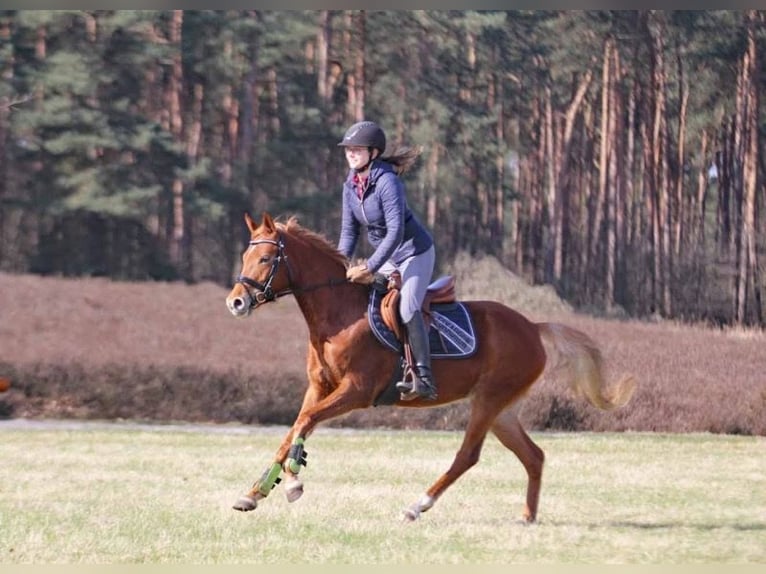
[
  {"left": 260, "top": 212, "right": 276, "bottom": 233},
  {"left": 244, "top": 212, "right": 257, "bottom": 234}
]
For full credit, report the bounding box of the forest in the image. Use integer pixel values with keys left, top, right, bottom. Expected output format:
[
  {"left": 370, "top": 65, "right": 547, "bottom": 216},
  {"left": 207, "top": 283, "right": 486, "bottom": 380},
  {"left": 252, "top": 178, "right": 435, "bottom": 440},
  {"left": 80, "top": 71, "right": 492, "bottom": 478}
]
[{"left": 0, "top": 10, "right": 764, "bottom": 327}]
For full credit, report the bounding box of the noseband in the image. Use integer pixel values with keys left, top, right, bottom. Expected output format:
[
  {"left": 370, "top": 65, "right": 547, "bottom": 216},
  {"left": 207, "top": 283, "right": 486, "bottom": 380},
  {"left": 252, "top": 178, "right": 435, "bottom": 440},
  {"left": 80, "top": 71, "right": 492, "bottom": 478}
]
[{"left": 235, "top": 234, "right": 347, "bottom": 309}]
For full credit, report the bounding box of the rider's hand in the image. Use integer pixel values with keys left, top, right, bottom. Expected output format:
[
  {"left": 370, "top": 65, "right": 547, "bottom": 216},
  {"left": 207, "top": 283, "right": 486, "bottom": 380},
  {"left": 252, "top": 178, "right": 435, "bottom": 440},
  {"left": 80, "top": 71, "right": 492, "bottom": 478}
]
[{"left": 346, "top": 264, "right": 375, "bottom": 285}]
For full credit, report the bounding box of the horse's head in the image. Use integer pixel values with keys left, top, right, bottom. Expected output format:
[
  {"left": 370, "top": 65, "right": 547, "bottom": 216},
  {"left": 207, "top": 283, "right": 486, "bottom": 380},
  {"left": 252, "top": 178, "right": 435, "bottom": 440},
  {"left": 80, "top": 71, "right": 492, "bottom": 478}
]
[{"left": 226, "top": 212, "right": 291, "bottom": 318}]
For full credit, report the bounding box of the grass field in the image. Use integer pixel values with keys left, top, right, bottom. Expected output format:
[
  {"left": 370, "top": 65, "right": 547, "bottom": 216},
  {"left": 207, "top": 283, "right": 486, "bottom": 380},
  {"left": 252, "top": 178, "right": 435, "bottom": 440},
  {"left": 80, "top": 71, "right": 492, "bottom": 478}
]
[{"left": 1, "top": 420, "right": 763, "bottom": 564}]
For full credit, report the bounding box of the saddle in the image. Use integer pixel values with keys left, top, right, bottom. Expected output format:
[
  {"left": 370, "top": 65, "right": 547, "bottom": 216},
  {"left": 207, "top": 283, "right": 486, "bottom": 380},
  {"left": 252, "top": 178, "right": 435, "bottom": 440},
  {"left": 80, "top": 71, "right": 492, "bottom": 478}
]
[
  {"left": 378, "top": 271, "right": 456, "bottom": 341},
  {"left": 367, "top": 272, "right": 476, "bottom": 406}
]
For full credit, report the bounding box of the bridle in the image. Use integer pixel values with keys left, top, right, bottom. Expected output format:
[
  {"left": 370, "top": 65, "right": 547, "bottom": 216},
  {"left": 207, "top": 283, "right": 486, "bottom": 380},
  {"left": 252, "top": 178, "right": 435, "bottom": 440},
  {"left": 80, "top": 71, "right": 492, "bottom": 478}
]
[{"left": 235, "top": 233, "right": 347, "bottom": 309}]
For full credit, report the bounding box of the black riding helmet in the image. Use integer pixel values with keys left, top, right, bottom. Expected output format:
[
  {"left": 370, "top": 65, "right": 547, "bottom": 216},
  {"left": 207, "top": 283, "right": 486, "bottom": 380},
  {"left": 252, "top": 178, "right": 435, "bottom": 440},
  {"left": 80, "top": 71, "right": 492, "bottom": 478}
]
[{"left": 337, "top": 120, "right": 387, "bottom": 154}]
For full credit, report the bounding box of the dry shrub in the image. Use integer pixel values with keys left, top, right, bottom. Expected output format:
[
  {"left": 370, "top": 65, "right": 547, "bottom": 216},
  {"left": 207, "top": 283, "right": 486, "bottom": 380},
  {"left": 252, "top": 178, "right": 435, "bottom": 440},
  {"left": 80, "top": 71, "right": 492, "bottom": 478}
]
[
  {"left": 0, "top": 271, "right": 764, "bottom": 435},
  {"left": 442, "top": 251, "right": 573, "bottom": 317},
  {"left": 0, "top": 360, "right": 306, "bottom": 425}
]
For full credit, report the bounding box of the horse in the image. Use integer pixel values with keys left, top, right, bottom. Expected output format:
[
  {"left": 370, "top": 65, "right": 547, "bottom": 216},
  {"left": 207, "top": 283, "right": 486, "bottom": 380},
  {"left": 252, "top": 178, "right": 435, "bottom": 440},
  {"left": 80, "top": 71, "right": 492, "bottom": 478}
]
[{"left": 225, "top": 212, "right": 636, "bottom": 522}]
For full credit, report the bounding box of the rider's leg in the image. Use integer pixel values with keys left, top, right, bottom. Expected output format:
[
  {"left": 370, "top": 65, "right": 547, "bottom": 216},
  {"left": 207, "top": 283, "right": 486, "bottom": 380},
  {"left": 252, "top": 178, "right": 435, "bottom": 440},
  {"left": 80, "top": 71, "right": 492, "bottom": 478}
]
[
  {"left": 392, "top": 246, "right": 437, "bottom": 401},
  {"left": 397, "top": 309, "right": 438, "bottom": 400}
]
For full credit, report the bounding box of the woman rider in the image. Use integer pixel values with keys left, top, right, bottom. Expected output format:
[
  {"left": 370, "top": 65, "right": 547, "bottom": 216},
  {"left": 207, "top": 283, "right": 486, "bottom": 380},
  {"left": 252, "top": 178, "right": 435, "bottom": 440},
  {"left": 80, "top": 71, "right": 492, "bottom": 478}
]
[{"left": 336, "top": 120, "right": 438, "bottom": 401}]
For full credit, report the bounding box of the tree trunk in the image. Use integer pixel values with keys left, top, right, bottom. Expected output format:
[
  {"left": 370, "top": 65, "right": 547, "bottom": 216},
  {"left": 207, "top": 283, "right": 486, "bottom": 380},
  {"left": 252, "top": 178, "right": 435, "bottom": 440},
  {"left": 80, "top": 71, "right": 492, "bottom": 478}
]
[
  {"left": 531, "top": 82, "right": 546, "bottom": 283},
  {"left": 543, "top": 84, "right": 556, "bottom": 284},
  {"left": 577, "top": 100, "right": 596, "bottom": 298},
  {"left": 717, "top": 120, "right": 733, "bottom": 250},
  {"left": 597, "top": 37, "right": 614, "bottom": 308},
  {"left": 674, "top": 41, "right": 688, "bottom": 259},
  {"left": 694, "top": 130, "right": 708, "bottom": 244},
  {"left": 0, "top": 19, "right": 11, "bottom": 266},
  {"left": 555, "top": 68, "right": 594, "bottom": 285},
  {"left": 605, "top": 44, "right": 622, "bottom": 311},
  {"left": 239, "top": 41, "right": 258, "bottom": 164},
  {"left": 624, "top": 72, "right": 636, "bottom": 258},
  {"left": 317, "top": 11, "right": 331, "bottom": 104},
  {"left": 736, "top": 11, "right": 761, "bottom": 324},
  {"left": 492, "top": 58, "right": 506, "bottom": 252},
  {"left": 345, "top": 11, "right": 366, "bottom": 122},
  {"left": 646, "top": 11, "right": 671, "bottom": 316},
  {"left": 166, "top": 10, "right": 187, "bottom": 276}
]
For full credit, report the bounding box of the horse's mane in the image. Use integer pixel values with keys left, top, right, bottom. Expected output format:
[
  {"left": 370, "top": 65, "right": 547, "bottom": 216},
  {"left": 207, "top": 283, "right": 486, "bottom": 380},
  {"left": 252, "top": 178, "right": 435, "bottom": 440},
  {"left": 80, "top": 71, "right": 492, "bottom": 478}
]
[{"left": 277, "top": 216, "right": 348, "bottom": 268}]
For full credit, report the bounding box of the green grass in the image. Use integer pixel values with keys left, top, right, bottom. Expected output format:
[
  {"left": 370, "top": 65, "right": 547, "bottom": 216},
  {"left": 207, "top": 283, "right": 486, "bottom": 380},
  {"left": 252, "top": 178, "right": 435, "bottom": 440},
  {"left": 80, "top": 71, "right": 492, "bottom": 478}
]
[{"left": 0, "top": 422, "right": 763, "bottom": 564}]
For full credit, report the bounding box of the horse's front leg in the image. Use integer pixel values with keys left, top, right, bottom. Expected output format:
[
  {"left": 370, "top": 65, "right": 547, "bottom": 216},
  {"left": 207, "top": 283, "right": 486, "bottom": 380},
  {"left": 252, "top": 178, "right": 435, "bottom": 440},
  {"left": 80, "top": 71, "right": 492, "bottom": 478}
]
[
  {"left": 281, "top": 382, "right": 374, "bottom": 498},
  {"left": 232, "top": 427, "right": 302, "bottom": 511},
  {"left": 233, "top": 360, "right": 327, "bottom": 512},
  {"left": 234, "top": 380, "right": 372, "bottom": 512}
]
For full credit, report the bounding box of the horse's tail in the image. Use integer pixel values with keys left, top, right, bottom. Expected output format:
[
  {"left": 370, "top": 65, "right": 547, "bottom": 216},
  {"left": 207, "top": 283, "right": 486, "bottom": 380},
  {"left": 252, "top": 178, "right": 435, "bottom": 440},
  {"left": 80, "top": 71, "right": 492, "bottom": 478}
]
[{"left": 537, "top": 322, "right": 636, "bottom": 411}]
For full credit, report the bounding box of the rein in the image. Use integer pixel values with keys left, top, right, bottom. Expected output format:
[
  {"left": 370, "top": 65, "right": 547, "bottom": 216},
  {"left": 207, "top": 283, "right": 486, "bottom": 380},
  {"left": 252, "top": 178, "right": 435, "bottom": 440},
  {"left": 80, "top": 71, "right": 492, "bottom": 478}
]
[{"left": 236, "top": 234, "right": 347, "bottom": 308}]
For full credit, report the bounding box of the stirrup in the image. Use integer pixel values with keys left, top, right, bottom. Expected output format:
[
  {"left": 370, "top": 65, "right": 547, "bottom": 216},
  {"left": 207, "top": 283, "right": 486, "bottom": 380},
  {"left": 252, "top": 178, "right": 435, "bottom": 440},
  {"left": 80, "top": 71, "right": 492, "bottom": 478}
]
[{"left": 397, "top": 372, "right": 438, "bottom": 402}]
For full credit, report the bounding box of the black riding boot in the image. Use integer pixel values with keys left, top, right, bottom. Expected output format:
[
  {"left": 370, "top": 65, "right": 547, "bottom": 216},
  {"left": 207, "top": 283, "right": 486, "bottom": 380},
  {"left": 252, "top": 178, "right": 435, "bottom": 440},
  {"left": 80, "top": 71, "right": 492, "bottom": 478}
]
[{"left": 396, "top": 310, "right": 438, "bottom": 401}]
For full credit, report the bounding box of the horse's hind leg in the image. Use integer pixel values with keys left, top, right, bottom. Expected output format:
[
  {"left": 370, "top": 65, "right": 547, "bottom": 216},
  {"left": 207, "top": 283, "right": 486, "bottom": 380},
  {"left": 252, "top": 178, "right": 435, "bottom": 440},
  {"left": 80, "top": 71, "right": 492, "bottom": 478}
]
[
  {"left": 402, "top": 396, "right": 501, "bottom": 522},
  {"left": 491, "top": 402, "right": 545, "bottom": 523}
]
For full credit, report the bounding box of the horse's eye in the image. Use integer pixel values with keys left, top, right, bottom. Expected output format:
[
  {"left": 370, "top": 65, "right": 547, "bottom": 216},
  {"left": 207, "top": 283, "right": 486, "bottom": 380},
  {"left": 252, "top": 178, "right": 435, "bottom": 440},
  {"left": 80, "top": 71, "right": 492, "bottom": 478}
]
[{"left": 259, "top": 256, "right": 271, "bottom": 264}]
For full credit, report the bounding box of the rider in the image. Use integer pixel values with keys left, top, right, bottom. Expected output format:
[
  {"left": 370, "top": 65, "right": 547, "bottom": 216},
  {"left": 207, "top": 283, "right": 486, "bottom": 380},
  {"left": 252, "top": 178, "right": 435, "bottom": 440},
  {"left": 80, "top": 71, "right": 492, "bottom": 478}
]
[{"left": 336, "top": 120, "right": 438, "bottom": 401}]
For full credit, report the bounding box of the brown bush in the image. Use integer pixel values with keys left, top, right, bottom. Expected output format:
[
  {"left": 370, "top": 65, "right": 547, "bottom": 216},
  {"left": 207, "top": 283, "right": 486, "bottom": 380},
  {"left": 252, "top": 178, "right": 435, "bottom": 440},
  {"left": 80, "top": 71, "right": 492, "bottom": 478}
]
[{"left": 0, "top": 269, "right": 764, "bottom": 435}]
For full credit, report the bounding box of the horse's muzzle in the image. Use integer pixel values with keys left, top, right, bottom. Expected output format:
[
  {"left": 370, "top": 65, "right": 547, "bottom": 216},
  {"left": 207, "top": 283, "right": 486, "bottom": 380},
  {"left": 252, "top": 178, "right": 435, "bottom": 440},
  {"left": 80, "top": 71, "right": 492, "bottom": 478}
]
[{"left": 226, "top": 294, "right": 253, "bottom": 317}]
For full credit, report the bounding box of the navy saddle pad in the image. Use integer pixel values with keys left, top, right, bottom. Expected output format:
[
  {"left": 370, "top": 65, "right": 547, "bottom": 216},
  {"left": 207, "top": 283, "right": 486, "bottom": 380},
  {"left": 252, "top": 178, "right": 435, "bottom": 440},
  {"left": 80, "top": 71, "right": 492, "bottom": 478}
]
[{"left": 367, "top": 289, "right": 478, "bottom": 359}]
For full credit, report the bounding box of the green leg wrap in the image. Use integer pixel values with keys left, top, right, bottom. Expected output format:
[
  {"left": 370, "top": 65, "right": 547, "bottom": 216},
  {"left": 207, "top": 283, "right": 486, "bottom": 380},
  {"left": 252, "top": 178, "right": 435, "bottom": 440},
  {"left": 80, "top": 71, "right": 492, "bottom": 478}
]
[
  {"left": 285, "top": 437, "right": 308, "bottom": 474},
  {"left": 255, "top": 462, "right": 283, "bottom": 497}
]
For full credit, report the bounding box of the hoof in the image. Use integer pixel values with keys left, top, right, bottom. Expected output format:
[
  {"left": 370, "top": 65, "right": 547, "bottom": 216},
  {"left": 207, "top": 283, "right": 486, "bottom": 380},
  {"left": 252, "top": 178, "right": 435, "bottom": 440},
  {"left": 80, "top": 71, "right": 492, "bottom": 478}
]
[
  {"left": 401, "top": 506, "right": 420, "bottom": 522},
  {"left": 232, "top": 495, "right": 259, "bottom": 512},
  {"left": 284, "top": 478, "right": 304, "bottom": 503}
]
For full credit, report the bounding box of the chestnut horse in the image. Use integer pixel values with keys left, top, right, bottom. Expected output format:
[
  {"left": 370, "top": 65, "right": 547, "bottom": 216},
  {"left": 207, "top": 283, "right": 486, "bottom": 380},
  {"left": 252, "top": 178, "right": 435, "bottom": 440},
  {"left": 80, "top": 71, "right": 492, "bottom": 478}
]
[{"left": 225, "top": 212, "right": 636, "bottom": 522}]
